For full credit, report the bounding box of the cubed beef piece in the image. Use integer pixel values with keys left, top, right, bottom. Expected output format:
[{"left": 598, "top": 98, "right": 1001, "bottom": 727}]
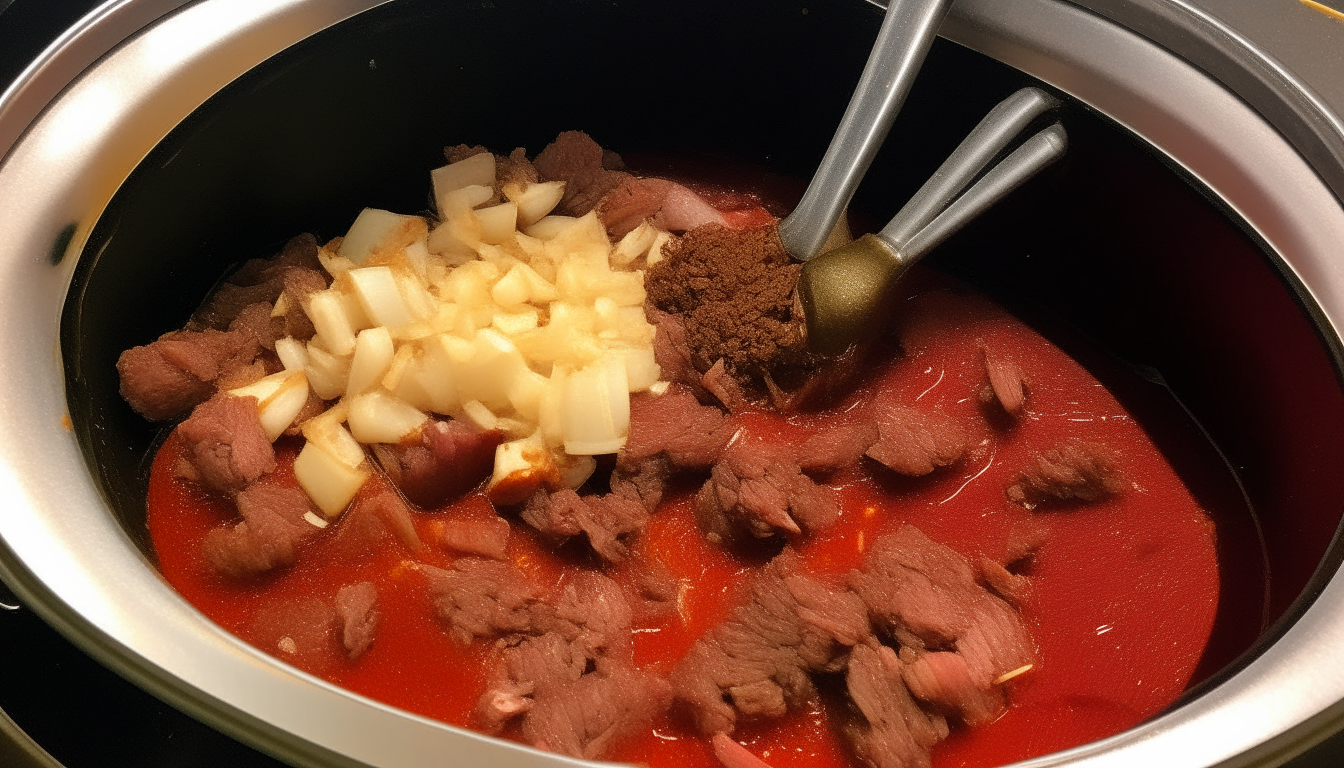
[
  {"left": 173, "top": 393, "right": 275, "bottom": 494},
  {"left": 981, "top": 345, "right": 1026, "bottom": 416},
  {"left": 431, "top": 514, "right": 511, "bottom": 560},
  {"left": 530, "top": 572, "right": 635, "bottom": 662},
  {"left": 609, "top": 455, "right": 672, "bottom": 512},
  {"left": 424, "top": 558, "right": 538, "bottom": 644},
  {"left": 672, "top": 551, "right": 870, "bottom": 736},
  {"left": 1006, "top": 437, "right": 1125, "bottom": 506},
  {"left": 599, "top": 177, "right": 676, "bottom": 239},
  {"left": 372, "top": 417, "right": 503, "bottom": 509},
  {"left": 533, "top": 131, "right": 631, "bottom": 217},
  {"left": 695, "top": 441, "right": 839, "bottom": 544},
  {"left": 620, "top": 556, "right": 682, "bottom": 621},
  {"left": 190, "top": 235, "right": 326, "bottom": 334},
  {"left": 203, "top": 482, "right": 320, "bottom": 580},
  {"left": 796, "top": 422, "right": 881, "bottom": 474},
  {"left": 520, "top": 663, "right": 670, "bottom": 759},
  {"left": 497, "top": 147, "right": 539, "bottom": 188},
  {"left": 848, "top": 526, "right": 1035, "bottom": 726},
  {"left": 702, "top": 358, "right": 751, "bottom": 413},
  {"left": 521, "top": 488, "right": 649, "bottom": 564},
  {"left": 1005, "top": 518, "right": 1050, "bottom": 564},
  {"left": 117, "top": 325, "right": 261, "bottom": 420},
  {"left": 864, "top": 402, "right": 967, "bottom": 476},
  {"left": 274, "top": 266, "right": 329, "bottom": 342},
  {"left": 900, "top": 648, "right": 1001, "bottom": 728},
  {"left": 331, "top": 489, "right": 423, "bottom": 560},
  {"left": 646, "top": 305, "right": 707, "bottom": 393},
  {"left": 840, "top": 644, "right": 948, "bottom": 768},
  {"left": 977, "top": 558, "right": 1032, "bottom": 609},
  {"left": 335, "top": 581, "right": 379, "bottom": 660},
  {"left": 620, "top": 385, "right": 735, "bottom": 471},
  {"left": 652, "top": 184, "right": 731, "bottom": 234}
]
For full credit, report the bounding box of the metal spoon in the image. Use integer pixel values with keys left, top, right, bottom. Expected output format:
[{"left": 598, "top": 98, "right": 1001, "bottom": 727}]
[
  {"left": 798, "top": 87, "right": 1069, "bottom": 354},
  {"left": 776, "top": 0, "right": 955, "bottom": 262}
]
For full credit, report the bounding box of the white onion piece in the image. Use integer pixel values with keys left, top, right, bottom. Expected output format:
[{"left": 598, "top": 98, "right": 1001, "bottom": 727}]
[
  {"left": 461, "top": 399, "right": 498, "bottom": 431},
  {"left": 339, "top": 208, "right": 419, "bottom": 265},
  {"left": 555, "top": 450, "right": 597, "bottom": 489},
  {"left": 611, "top": 223, "right": 659, "bottom": 267},
  {"left": 524, "top": 215, "right": 577, "bottom": 240},
  {"left": 403, "top": 236, "right": 431, "bottom": 278},
  {"left": 456, "top": 329, "right": 528, "bottom": 412},
  {"left": 475, "top": 203, "right": 518, "bottom": 245},
  {"left": 504, "top": 181, "right": 566, "bottom": 228},
  {"left": 294, "top": 441, "right": 369, "bottom": 518},
  {"left": 347, "top": 390, "right": 428, "bottom": 444},
  {"left": 302, "top": 404, "right": 365, "bottom": 469},
  {"left": 432, "top": 154, "right": 495, "bottom": 208},
  {"left": 487, "top": 431, "right": 558, "bottom": 505},
  {"left": 347, "top": 327, "right": 395, "bottom": 397},
  {"left": 275, "top": 337, "right": 309, "bottom": 372},
  {"left": 561, "top": 355, "right": 629, "bottom": 455},
  {"left": 538, "top": 367, "right": 567, "bottom": 448},
  {"left": 307, "top": 290, "right": 356, "bottom": 356},
  {"left": 348, "top": 266, "right": 415, "bottom": 330},
  {"left": 304, "top": 343, "right": 350, "bottom": 401},
  {"left": 646, "top": 231, "right": 672, "bottom": 265},
  {"left": 257, "top": 372, "right": 310, "bottom": 441},
  {"left": 227, "top": 372, "right": 285, "bottom": 403},
  {"left": 607, "top": 347, "right": 661, "bottom": 392},
  {"left": 414, "top": 335, "right": 463, "bottom": 414},
  {"left": 492, "top": 308, "right": 539, "bottom": 337}
]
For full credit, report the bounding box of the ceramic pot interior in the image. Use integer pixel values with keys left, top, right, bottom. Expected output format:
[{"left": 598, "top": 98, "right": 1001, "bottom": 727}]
[{"left": 60, "top": 0, "right": 1344, "bottom": 703}]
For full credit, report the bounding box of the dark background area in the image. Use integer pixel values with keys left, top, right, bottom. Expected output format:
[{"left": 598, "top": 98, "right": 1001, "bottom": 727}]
[{"left": 6, "top": 1, "right": 1344, "bottom": 767}]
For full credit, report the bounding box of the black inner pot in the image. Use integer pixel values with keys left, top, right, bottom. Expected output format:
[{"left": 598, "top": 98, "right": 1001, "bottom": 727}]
[{"left": 59, "top": 0, "right": 1344, "bottom": 725}]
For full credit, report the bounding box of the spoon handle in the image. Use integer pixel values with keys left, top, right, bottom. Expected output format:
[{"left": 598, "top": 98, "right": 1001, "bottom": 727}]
[
  {"left": 777, "top": 0, "right": 953, "bottom": 262},
  {"left": 881, "top": 87, "right": 1058, "bottom": 249}
]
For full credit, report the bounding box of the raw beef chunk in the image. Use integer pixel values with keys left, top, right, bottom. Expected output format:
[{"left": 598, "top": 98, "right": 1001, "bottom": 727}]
[
  {"left": 1007, "top": 437, "right": 1125, "bottom": 505},
  {"left": 521, "top": 488, "right": 649, "bottom": 563},
  {"left": 335, "top": 581, "right": 379, "bottom": 659},
  {"left": 173, "top": 393, "right": 275, "bottom": 494},
  {"left": 331, "top": 489, "right": 423, "bottom": 560},
  {"left": 599, "top": 177, "right": 728, "bottom": 238},
  {"left": 840, "top": 644, "right": 948, "bottom": 768},
  {"left": 431, "top": 514, "right": 511, "bottom": 560},
  {"left": 849, "top": 526, "right": 1035, "bottom": 727},
  {"left": 795, "top": 422, "right": 881, "bottom": 474},
  {"left": 188, "top": 234, "right": 326, "bottom": 335},
  {"left": 372, "top": 417, "right": 503, "bottom": 509},
  {"left": 203, "top": 482, "right": 320, "bottom": 580},
  {"left": 672, "top": 551, "right": 870, "bottom": 736},
  {"left": 646, "top": 305, "right": 706, "bottom": 394},
  {"left": 864, "top": 401, "right": 967, "bottom": 476},
  {"left": 619, "top": 385, "right": 735, "bottom": 471},
  {"left": 476, "top": 573, "right": 670, "bottom": 759},
  {"left": 117, "top": 324, "right": 264, "bottom": 420},
  {"left": 702, "top": 358, "right": 751, "bottom": 413},
  {"left": 695, "top": 441, "right": 839, "bottom": 543},
  {"left": 608, "top": 455, "right": 672, "bottom": 513},
  {"left": 424, "top": 558, "right": 539, "bottom": 644}
]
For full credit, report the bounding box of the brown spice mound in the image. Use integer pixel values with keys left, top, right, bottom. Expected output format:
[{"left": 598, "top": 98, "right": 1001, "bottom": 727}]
[{"left": 646, "top": 224, "right": 805, "bottom": 381}]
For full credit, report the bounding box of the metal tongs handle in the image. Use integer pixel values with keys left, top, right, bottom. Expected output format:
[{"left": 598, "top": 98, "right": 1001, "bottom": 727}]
[
  {"left": 880, "top": 86, "right": 1066, "bottom": 262},
  {"left": 778, "top": 0, "right": 955, "bottom": 262}
]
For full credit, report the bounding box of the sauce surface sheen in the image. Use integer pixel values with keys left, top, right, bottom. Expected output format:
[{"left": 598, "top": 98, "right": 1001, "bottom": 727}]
[{"left": 147, "top": 277, "right": 1221, "bottom": 768}]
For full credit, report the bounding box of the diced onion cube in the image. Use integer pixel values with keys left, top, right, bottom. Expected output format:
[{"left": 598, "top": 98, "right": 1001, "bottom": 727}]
[
  {"left": 347, "top": 390, "right": 429, "bottom": 444},
  {"left": 229, "top": 370, "right": 311, "bottom": 441},
  {"left": 339, "top": 208, "right": 420, "bottom": 265},
  {"left": 504, "top": 181, "right": 566, "bottom": 228},
  {"left": 524, "top": 215, "right": 577, "bottom": 240},
  {"left": 307, "top": 290, "right": 357, "bottom": 356},
  {"left": 275, "top": 337, "right": 309, "bottom": 372},
  {"left": 487, "top": 432, "right": 559, "bottom": 505},
  {"left": 432, "top": 153, "right": 495, "bottom": 209},
  {"left": 347, "top": 326, "right": 395, "bottom": 397},
  {"left": 461, "top": 399, "right": 498, "bottom": 431},
  {"left": 305, "top": 343, "right": 351, "bottom": 401},
  {"left": 475, "top": 202, "right": 518, "bottom": 245},
  {"left": 561, "top": 355, "right": 629, "bottom": 455},
  {"left": 294, "top": 441, "right": 370, "bottom": 518},
  {"left": 348, "top": 266, "right": 415, "bottom": 330}
]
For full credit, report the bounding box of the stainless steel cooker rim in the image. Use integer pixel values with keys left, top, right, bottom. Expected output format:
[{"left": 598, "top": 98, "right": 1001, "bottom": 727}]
[{"left": 2, "top": 1, "right": 1344, "bottom": 767}]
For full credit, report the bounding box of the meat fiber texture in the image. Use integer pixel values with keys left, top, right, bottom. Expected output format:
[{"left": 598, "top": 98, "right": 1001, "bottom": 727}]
[
  {"left": 1007, "top": 437, "right": 1125, "bottom": 506},
  {"left": 620, "top": 384, "right": 737, "bottom": 471},
  {"left": 865, "top": 399, "right": 968, "bottom": 477},
  {"left": 842, "top": 644, "right": 948, "bottom": 768},
  {"left": 521, "top": 487, "right": 649, "bottom": 564},
  {"left": 203, "top": 481, "right": 321, "bottom": 580},
  {"left": 695, "top": 440, "right": 840, "bottom": 544},
  {"left": 330, "top": 489, "right": 423, "bottom": 561},
  {"left": 173, "top": 393, "right": 276, "bottom": 495},
  {"left": 457, "top": 569, "right": 671, "bottom": 759},
  {"left": 671, "top": 549, "right": 870, "bottom": 736},
  {"left": 849, "top": 526, "right": 1036, "bottom": 728},
  {"left": 371, "top": 417, "right": 503, "bottom": 509}
]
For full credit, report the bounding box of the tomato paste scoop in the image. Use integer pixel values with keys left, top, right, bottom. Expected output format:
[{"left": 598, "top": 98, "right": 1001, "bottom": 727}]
[{"left": 798, "top": 87, "right": 1068, "bottom": 354}]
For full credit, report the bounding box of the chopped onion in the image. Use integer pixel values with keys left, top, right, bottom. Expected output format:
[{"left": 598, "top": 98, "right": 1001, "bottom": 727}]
[
  {"left": 306, "top": 289, "right": 357, "bottom": 356},
  {"left": 561, "top": 355, "right": 629, "bottom": 455},
  {"left": 305, "top": 343, "right": 351, "bottom": 401},
  {"left": 504, "top": 180, "right": 566, "bottom": 228},
  {"left": 432, "top": 154, "right": 495, "bottom": 210},
  {"left": 347, "top": 390, "right": 429, "bottom": 444},
  {"left": 475, "top": 202, "right": 518, "bottom": 245},
  {"left": 338, "top": 208, "right": 421, "bottom": 265},
  {"left": 294, "top": 440, "right": 369, "bottom": 518},
  {"left": 523, "top": 215, "right": 577, "bottom": 240},
  {"left": 228, "top": 370, "right": 311, "bottom": 442},
  {"left": 348, "top": 266, "right": 415, "bottom": 330},
  {"left": 347, "top": 326, "right": 395, "bottom": 397},
  {"left": 275, "top": 337, "right": 309, "bottom": 372}
]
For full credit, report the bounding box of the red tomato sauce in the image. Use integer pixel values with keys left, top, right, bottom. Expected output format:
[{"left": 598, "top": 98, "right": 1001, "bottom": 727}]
[{"left": 147, "top": 272, "right": 1231, "bottom": 768}]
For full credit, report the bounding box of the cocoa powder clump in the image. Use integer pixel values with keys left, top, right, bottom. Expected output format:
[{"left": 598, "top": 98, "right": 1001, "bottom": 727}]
[{"left": 646, "top": 224, "right": 807, "bottom": 383}]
